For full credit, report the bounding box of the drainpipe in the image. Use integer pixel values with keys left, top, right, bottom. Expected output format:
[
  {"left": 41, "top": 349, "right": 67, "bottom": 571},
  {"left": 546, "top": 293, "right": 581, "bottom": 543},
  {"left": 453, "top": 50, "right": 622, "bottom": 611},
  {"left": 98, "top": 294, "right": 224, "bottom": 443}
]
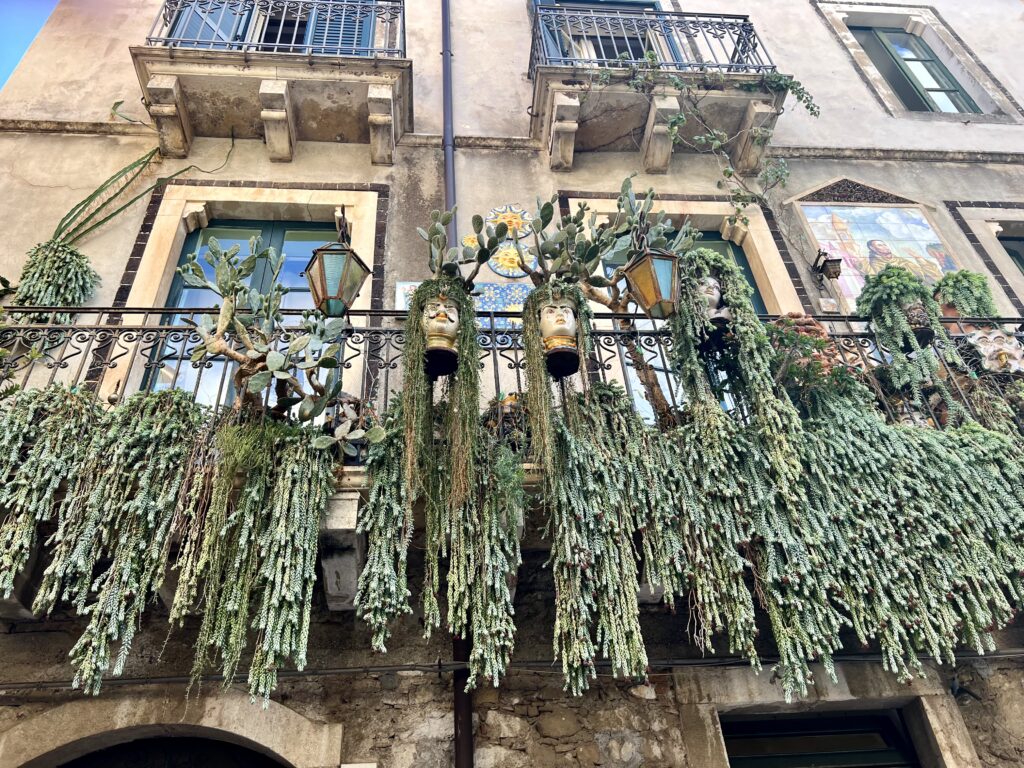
[{"left": 441, "top": 2, "right": 472, "bottom": 767}]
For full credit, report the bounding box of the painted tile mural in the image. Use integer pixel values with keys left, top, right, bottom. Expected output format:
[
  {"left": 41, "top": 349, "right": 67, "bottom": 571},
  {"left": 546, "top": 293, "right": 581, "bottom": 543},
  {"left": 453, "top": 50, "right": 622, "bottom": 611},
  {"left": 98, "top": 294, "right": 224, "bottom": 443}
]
[{"left": 801, "top": 204, "right": 959, "bottom": 302}]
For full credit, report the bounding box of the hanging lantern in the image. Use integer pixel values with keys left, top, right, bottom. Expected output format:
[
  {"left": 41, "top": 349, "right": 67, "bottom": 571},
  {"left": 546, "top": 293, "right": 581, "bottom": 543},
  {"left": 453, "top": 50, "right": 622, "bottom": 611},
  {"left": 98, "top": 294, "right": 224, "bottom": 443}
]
[
  {"left": 305, "top": 206, "right": 371, "bottom": 317},
  {"left": 622, "top": 247, "right": 679, "bottom": 319}
]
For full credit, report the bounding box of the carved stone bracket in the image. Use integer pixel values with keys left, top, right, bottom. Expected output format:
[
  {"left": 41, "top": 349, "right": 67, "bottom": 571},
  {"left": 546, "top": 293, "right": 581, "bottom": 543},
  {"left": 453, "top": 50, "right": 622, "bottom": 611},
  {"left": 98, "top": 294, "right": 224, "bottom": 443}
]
[
  {"left": 549, "top": 92, "right": 580, "bottom": 171},
  {"left": 641, "top": 95, "right": 678, "bottom": 174},
  {"left": 320, "top": 490, "right": 365, "bottom": 611},
  {"left": 145, "top": 74, "right": 192, "bottom": 158},
  {"left": 729, "top": 100, "right": 777, "bottom": 173},
  {"left": 259, "top": 79, "right": 297, "bottom": 162},
  {"left": 181, "top": 201, "right": 210, "bottom": 233},
  {"left": 367, "top": 83, "right": 396, "bottom": 166}
]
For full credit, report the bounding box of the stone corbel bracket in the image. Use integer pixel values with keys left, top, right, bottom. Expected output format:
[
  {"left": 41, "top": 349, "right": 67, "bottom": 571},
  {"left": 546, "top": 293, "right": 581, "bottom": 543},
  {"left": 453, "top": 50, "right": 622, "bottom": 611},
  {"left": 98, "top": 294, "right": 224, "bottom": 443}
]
[
  {"left": 641, "top": 95, "right": 679, "bottom": 174},
  {"left": 368, "top": 83, "right": 397, "bottom": 166},
  {"left": 181, "top": 201, "right": 210, "bottom": 233},
  {"left": 259, "top": 79, "right": 297, "bottom": 162},
  {"left": 729, "top": 100, "right": 779, "bottom": 174},
  {"left": 320, "top": 489, "right": 366, "bottom": 611},
  {"left": 549, "top": 92, "right": 580, "bottom": 171},
  {"left": 145, "top": 74, "right": 192, "bottom": 159}
]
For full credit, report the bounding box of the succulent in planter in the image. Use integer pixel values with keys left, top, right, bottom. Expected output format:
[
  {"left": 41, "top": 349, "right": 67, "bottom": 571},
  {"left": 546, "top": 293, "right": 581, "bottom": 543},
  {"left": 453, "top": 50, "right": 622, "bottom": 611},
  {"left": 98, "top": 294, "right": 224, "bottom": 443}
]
[
  {"left": 856, "top": 264, "right": 966, "bottom": 409},
  {"left": 933, "top": 269, "right": 999, "bottom": 319},
  {"left": 178, "top": 236, "right": 368, "bottom": 429}
]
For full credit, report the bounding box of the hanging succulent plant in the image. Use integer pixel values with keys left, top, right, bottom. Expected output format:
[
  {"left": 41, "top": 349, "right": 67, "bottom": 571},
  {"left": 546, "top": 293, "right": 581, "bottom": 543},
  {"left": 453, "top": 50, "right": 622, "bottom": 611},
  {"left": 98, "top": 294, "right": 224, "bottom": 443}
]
[
  {"left": 31, "top": 389, "right": 204, "bottom": 694},
  {"left": 12, "top": 240, "right": 100, "bottom": 324},
  {"left": 672, "top": 247, "right": 844, "bottom": 699},
  {"left": 355, "top": 403, "right": 412, "bottom": 653},
  {"left": 933, "top": 269, "right": 999, "bottom": 318},
  {"left": 174, "top": 417, "right": 334, "bottom": 702},
  {"left": 0, "top": 386, "right": 100, "bottom": 598},
  {"left": 856, "top": 265, "right": 965, "bottom": 409},
  {"left": 462, "top": 431, "right": 524, "bottom": 690}
]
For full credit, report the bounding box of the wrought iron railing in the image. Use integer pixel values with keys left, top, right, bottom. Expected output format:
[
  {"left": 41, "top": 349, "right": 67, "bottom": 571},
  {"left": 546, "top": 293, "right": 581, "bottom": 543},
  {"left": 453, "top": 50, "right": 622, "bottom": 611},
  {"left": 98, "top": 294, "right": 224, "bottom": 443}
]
[
  {"left": 3, "top": 308, "right": 1023, "bottom": 435},
  {"left": 145, "top": 0, "right": 405, "bottom": 58},
  {"left": 529, "top": 7, "right": 776, "bottom": 78}
]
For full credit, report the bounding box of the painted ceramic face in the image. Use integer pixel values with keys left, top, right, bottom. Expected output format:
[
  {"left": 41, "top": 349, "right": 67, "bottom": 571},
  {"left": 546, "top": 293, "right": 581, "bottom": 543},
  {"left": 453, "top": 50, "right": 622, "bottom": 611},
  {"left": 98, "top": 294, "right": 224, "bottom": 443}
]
[
  {"left": 699, "top": 277, "right": 724, "bottom": 309},
  {"left": 422, "top": 296, "right": 459, "bottom": 346},
  {"left": 538, "top": 298, "right": 578, "bottom": 342},
  {"left": 969, "top": 328, "right": 1024, "bottom": 374}
]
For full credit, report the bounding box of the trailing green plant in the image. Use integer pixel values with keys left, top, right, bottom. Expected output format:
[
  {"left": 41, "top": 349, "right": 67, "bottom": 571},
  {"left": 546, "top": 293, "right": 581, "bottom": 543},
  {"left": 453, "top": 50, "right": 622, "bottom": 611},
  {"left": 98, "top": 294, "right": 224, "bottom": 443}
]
[
  {"left": 462, "top": 429, "right": 524, "bottom": 690},
  {"left": 856, "top": 265, "right": 965, "bottom": 409},
  {"left": 12, "top": 148, "right": 198, "bottom": 324},
  {"left": 354, "top": 403, "right": 411, "bottom": 652},
  {"left": 933, "top": 269, "right": 999, "bottom": 318},
  {"left": 29, "top": 389, "right": 204, "bottom": 694},
  {"left": 671, "top": 246, "right": 844, "bottom": 698},
  {"left": 0, "top": 385, "right": 100, "bottom": 598},
  {"left": 791, "top": 366, "right": 1024, "bottom": 682},
  {"left": 173, "top": 417, "right": 334, "bottom": 702},
  {"left": 12, "top": 240, "right": 100, "bottom": 323}
]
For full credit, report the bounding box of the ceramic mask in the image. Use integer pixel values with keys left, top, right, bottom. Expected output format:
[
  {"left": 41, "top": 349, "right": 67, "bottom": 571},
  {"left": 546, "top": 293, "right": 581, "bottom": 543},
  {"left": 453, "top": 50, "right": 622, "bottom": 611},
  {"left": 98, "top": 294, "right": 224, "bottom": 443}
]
[
  {"left": 422, "top": 295, "right": 460, "bottom": 351},
  {"left": 538, "top": 298, "right": 578, "bottom": 351},
  {"left": 968, "top": 328, "right": 1024, "bottom": 374},
  {"left": 700, "top": 277, "right": 732, "bottom": 323}
]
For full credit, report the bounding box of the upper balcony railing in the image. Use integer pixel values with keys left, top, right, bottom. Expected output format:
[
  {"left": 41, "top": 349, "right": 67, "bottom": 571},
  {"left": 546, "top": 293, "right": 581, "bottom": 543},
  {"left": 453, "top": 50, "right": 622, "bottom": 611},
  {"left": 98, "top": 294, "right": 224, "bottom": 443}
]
[
  {"left": 146, "top": 0, "right": 405, "bottom": 58},
  {"left": 529, "top": 7, "right": 776, "bottom": 79},
  {"left": 3, "top": 308, "right": 1023, "bottom": 438}
]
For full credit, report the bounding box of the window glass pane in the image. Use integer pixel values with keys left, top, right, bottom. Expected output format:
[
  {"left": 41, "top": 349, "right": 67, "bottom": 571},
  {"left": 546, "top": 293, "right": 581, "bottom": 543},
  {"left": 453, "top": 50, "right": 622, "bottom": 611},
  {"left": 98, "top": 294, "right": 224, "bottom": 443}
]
[
  {"left": 850, "top": 28, "right": 930, "bottom": 112},
  {"left": 905, "top": 60, "right": 943, "bottom": 90},
  {"left": 278, "top": 229, "right": 336, "bottom": 309},
  {"left": 881, "top": 30, "right": 931, "bottom": 60}
]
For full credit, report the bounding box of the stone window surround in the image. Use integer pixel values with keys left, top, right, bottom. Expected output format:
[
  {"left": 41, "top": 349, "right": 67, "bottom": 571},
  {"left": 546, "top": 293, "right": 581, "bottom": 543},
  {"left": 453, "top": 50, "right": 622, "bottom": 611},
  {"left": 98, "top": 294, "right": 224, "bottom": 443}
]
[
  {"left": 559, "top": 192, "right": 811, "bottom": 314},
  {"left": 945, "top": 201, "right": 1024, "bottom": 314},
  {"left": 121, "top": 181, "right": 389, "bottom": 313},
  {"left": 813, "top": 2, "right": 1024, "bottom": 124},
  {"left": 674, "top": 663, "right": 983, "bottom": 767}
]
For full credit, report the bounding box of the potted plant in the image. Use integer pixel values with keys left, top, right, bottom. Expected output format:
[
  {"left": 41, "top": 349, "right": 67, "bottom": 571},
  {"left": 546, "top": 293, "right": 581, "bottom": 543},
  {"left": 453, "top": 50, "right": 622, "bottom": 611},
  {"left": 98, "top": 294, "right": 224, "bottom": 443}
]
[
  {"left": 933, "top": 269, "right": 998, "bottom": 320},
  {"left": 856, "top": 265, "right": 939, "bottom": 350}
]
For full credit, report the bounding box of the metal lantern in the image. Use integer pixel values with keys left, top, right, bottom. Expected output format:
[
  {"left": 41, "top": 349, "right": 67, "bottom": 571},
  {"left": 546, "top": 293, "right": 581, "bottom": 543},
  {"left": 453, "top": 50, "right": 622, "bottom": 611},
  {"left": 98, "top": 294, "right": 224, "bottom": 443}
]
[
  {"left": 305, "top": 208, "right": 371, "bottom": 317},
  {"left": 622, "top": 247, "right": 679, "bottom": 319}
]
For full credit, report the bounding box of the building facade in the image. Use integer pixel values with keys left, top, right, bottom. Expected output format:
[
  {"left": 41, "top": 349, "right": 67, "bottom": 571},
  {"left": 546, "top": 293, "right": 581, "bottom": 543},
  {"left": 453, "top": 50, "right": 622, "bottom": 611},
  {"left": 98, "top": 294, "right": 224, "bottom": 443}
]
[{"left": 1, "top": 0, "right": 1024, "bottom": 766}]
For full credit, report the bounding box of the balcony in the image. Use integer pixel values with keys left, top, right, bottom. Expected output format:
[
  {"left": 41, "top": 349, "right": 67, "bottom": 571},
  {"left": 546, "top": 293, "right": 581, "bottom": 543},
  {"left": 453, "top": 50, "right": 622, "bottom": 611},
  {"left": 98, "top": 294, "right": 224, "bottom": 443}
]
[
  {"left": 130, "top": 0, "right": 411, "bottom": 164},
  {"left": 528, "top": 7, "right": 784, "bottom": 172},
  {"left": 3, "top": 307, "right": 1021, "bottom": 432}
]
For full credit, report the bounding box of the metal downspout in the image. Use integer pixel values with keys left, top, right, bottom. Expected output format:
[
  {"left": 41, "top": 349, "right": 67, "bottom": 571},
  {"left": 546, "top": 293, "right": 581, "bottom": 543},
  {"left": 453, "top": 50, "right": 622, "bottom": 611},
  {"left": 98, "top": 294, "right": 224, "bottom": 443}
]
[{"left": 442, "top": 1, "right": 472, "bottom": 767}]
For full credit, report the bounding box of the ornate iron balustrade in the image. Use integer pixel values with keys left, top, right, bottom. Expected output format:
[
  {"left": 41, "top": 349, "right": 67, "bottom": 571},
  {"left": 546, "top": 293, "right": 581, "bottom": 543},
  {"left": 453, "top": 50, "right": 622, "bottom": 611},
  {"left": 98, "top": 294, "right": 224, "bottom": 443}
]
[
  {"left": 2, "top": 308, "right": 1023, "bottom": 433},
  {"left": 146, "top": 0, "right": 405, "bottom": 58},
  {"left": 529, "top": 7, "right": 776, "bottom": 78}
]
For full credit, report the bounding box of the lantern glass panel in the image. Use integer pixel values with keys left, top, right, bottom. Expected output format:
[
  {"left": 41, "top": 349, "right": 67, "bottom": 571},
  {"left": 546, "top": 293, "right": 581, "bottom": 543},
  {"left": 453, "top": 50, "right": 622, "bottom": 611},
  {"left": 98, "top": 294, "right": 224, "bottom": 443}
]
[
  {"left": 653, "top": 255, "right": 675, "bottom": 299},
  {"left": 341, "top": 257, "right": 370, "bottom": 306}
]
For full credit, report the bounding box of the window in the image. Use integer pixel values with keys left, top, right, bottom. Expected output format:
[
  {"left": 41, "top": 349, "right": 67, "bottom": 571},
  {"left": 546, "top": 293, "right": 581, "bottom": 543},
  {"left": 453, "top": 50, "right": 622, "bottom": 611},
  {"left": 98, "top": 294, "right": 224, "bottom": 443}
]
[
  {"left": 153, "top": 220, "right": 336, "bottom": 404},
  {"left": 722, "top": 712, "right": 921, "bottom": 768},
  {"left": 168, "top": 1, "right": 374, "bottom": 55},
  {"left": 1000, "top": 234, "right": 1024, "bottom": 278},
  {"left": 849, "top": 26, "right": 979, "bottom": 114}
]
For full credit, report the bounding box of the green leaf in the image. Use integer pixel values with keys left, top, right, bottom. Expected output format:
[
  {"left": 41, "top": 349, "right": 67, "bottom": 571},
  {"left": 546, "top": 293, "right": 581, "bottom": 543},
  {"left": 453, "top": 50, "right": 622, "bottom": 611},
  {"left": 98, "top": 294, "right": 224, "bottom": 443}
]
[
  {"left": 273, "top": 369, "right": 292, "bottom": 380},
  {"left": 494, "top": 222, "right": 509, "bottom": 240},
  {"left": 247, "top": 370, "right": 272, "bottom": 393},
  {"left": 365, "top": 426, "right": 387, "bottom": 444},
  {"left": 288, "top": 334, "right": 311, "bottom": 355},
  {"left": 347, "top": 428, "right": 366, "bottom": 441},
  {"left": 324, "top": 318, "right": 348, "bottom": 337},
  {"left": 298, "top": 396, "right": 317, "bottom": 421},
  {"left": 318, "top": 356, "right": 338, "bottom": 369},
  {"left": 266, "top": 350, "right": 286, "bottom": 371},
  {"left": 180, "top": 271, "right": 209, "bottom": 289},
  {"left": 540, "top": 202, "right": 554, "bottom": 227},
  {"left": 312, "top": 435, "right": 337, "bottom": 450},
  {"left": 342, "top": 442, "right": 359, "bottom": 457},
  {"left": 472, "top": 214, "right": 484, "bottom": 234},
  {"left": 587, "top": 275, "right": 612, "bottom": 288}
]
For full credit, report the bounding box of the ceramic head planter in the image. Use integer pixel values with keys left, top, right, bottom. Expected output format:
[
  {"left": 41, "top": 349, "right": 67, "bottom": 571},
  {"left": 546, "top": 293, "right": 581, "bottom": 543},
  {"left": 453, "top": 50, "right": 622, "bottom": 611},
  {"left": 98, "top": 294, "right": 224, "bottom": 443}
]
[
  {"left": 421, "top": 292, "right": 460, "bottom": 377},
  {"left": 966, "top": 327, "right": 1024, "bottom": 375},
  {"left": 538, "top": 292, "right": 580, "bottom": 379},
  {"left": 699, "top": 275, "right": 733, "bottom": 326}
]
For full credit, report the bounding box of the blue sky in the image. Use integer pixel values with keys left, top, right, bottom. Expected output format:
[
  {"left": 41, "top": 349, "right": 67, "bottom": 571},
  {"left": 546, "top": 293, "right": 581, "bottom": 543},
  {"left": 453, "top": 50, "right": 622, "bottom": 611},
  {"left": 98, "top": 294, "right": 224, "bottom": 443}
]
[{"left": 0, "top": 0, "right": 59, "bottom": 89}]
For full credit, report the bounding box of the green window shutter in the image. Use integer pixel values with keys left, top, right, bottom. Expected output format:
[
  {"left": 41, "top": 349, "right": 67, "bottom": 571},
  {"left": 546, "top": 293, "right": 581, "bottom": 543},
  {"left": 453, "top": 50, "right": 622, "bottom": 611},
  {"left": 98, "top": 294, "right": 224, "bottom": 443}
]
[{"left": 309, "top": 5, "right": 375, "bottom": 56}]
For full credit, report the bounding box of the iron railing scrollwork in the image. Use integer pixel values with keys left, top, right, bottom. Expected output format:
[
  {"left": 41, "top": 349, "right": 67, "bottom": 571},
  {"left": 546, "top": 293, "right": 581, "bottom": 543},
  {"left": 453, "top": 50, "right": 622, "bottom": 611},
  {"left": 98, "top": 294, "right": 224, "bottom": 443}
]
[
  {"left": 148, "top": 0, "right": 405, "bottom": 58},
  {"left": 3, "top": 308, "right": 1024, "bottom": 439},
  {"left": 529, "top": 7, "right": 776, "bottom": 78}
]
